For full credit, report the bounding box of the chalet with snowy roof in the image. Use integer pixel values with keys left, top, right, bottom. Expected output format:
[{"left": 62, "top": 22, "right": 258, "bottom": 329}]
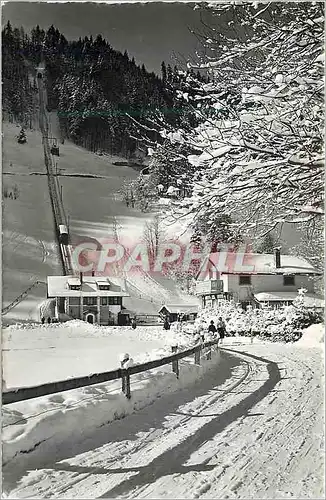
[
  {"left": 159, "top": 304, "right": 199, "bottom": 323},
  {"left": 47, "top": 274, "right": 129, "bottom": 325},
  {"left": 195, "top": 249, "right": 323, "bottom": 310}
]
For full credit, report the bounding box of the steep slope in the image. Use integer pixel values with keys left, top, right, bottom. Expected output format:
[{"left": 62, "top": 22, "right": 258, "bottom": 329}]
[
  {"left": 2, "top": 123, "right": 61, "bottom": 323},
  {"left": 3, "top": 117, "right": 196, "bottom": 322}
]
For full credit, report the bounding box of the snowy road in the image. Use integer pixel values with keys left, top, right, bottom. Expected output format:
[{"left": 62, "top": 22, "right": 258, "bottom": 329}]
[{"left": 3, "top": 343, "right": 324, "bottom": 499}]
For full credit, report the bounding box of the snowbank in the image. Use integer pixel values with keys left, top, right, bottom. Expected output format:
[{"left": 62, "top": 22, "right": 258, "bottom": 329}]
[
  {"left": 297, "top": 323, "right": 324, "bottom": 348},
  {"left": 3, "top": 321, "right": 192, "bottom": 388},
  {"left": 3, "top": 346, "right": 220, "bottom": 466}
]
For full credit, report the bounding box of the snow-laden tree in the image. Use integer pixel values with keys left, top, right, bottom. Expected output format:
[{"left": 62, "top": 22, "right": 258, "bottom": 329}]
[
  {"left": 289, "top": 217, "right": 324, "bottom": 293},
  {"left": 166, "top": 2, "right": 324, "bottom": 240},
  {"left": 142, "top": 214, "right": 165, "bottom": 262},
  {"left": 256, "top": 233, "right": 275, "bottom": 254}
]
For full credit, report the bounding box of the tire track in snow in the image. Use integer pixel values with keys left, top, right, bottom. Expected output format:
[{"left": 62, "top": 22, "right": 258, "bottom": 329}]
[
  {"left": 5, "top": 351, "right": 274, "bottom": 499},
  {"left": 3, "top": 352, "right": 253, "bottom": 498},
  {"left": 84, "top": 350, "right": 279, "bottom": 499},
  {"left": 193, "top": 346, "right": 324, "bottom": 499},
  {"left": 6, "top": 346, "right": 323, "bottom": 499},
  {"left": 100, "top": 358, "right": 254, "bottom": 500},
  {"left": 117, "top": 348, "right": 321, "bottom": 500}
]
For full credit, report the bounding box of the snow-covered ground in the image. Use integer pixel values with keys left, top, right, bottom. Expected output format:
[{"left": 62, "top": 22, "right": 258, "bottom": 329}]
[
  {"left": 2, "top": 123, "right": 62, "bottom": 322},
  {"left": 2, "top": 342, "right": 220, "bottom": 472},
  {"left": 2, "top": 321, "right": 193, "bottom": 389},
  {"left": 296, "top": 323, "right": 324, "bottom": 348},
  {"left": 2, "top": 325, "right": 324, "bottom": 499}
]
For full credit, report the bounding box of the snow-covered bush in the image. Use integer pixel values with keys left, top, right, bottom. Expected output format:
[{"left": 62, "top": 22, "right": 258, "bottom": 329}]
[
  {"left": 290, "top": 289, "right": 324, "bottom": 331},
  {"left": 196, "top": 300, "right": 248, "bottom": 336},
  {"left": 196, "top": 291, "right": 323, "bottom": 343}
]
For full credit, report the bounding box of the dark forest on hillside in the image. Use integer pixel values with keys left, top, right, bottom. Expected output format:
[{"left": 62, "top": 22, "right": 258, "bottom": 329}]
[{"left": 2, "top": 22, "right": 207, "bottom": 158}]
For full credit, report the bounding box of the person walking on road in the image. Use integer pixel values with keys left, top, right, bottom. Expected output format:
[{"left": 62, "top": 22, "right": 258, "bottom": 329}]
[
  {"left": 208, "top": 320, "right": 217, "bottom": 335},
  {"left": 163, "top": 317, "right": 170, "bottom": 330},
  {"left": 216, "top": 317, "right": 227, "bottom": 343}
]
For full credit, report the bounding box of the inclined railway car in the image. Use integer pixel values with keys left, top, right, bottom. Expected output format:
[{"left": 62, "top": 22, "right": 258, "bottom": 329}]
[{"left": 58, "top": 224, "right": 68, "bottom": 245}]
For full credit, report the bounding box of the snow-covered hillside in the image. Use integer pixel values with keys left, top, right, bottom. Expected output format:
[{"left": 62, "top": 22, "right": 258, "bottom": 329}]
[
  {"left": 2, "top": 118, "right": 196, "bottom": 323},
  {"left": 2, "top": 120, "right": 144, "bottom": 321},
  {"left": 2, "top": 123, "right": 62, "bottom": 322}
]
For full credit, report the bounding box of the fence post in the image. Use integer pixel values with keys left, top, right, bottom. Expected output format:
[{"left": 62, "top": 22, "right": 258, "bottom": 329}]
[
  {"left": 171, "top": 345, "right": 179, "bottom": 378},
  {"left": 121, "top": 363, "right": 131, "bottom": 399},
  {"left": 194, "top": 345, "right": 201, "bottom": 365},
  {"left": 125, "top": 371, "right": 131, "bottom": 399},
  {"left": 121, "top": 368, "right": 126, "bottom": 394}
]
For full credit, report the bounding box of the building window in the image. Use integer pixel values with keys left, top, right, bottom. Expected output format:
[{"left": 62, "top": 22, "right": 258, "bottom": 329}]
[
  {"left": 69, "top": 285, "right": 81, "bottom": 291},
  {"left": 58, "top": 297, "right": 65, "bottom": 313},
  {"left": 83, "top": 296, "right": 97, "bottom": 306},
  {"left": 69, "top": 297, "right": 80, "bottom": 306},
  {"left": 283, "top": 275, "right": 295, "bottom": 286},
  {"left": 239, "top": 275, "right": 251, "bottom": 286},
  {"left": 101, "top": 297, "right": 108, "bottom": 306},
  {"left": 98, "top": 285, "right": 110, "bottom": 290},
  {"left": 109, "top": 296, "right": 122, "bottom": 306}
]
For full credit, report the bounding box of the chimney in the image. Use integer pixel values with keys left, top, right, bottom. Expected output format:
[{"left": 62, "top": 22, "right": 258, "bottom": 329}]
[
  {"left": 80, "top": 272, "right": 83, "bottom": 285},
  {"left": 275, "top": 247, "right": 281, "bottom": 268}
]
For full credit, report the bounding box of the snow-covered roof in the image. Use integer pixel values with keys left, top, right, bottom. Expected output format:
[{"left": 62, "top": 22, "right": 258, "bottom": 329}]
[
  {"left": 95, "top": 278, "right": 110, "bottom": 284},
  {"left": 159, "top": 304, "right": 199, "bottom": 314},
  {"left": 47, "top": 276, "right": 129, "bottom": 297},
  {"left": 67, "top": 278, "right": 81, "bottom": 286},
  {"left": 207, "top": 252, "right": 320, "bottom": 275},
  {"left": 254, "top": 292, "right": 324, "bottom": 308}
]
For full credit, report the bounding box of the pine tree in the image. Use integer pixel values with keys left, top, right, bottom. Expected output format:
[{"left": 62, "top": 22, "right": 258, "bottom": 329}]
[
  {"left": 257, "top": 234, "right": 275, "bottom": 254},
  {"left": 167, "top": 64, "right": 173, "bottom": 83},
  {"left": 161, "top": 61, "right": 167, "bottom": 83},
  {"left": 17, "top": 127, "right": 27, "bottom": 144}
]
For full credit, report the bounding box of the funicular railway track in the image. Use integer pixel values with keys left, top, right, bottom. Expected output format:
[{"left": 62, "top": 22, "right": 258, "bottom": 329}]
[
  {"left": 38, "top": 76, "right": 73, "bottom": 276},
  {"left": 2, "top": 281, "right": 47, "bottom": 315},
  {"left": 1, "top": 75, "right": 73, "bottom": 317}
]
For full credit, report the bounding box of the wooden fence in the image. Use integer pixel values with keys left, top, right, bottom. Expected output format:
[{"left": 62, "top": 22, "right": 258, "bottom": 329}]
[{"left": 2, "top": 340, "right": 219, "bottom": 405}]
